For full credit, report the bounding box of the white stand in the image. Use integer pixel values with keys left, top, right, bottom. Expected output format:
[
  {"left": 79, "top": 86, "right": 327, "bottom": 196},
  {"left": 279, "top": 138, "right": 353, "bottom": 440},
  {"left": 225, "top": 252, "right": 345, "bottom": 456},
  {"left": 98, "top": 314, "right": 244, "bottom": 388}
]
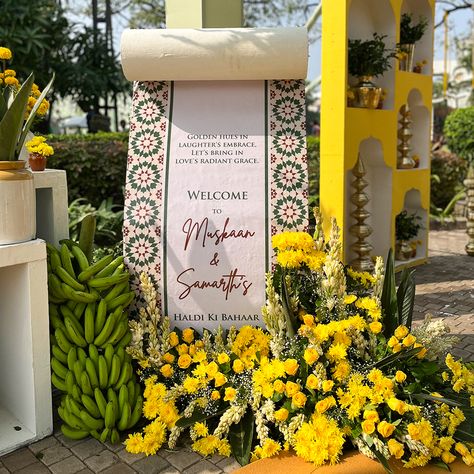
[
  {"left": 33, "top": 169, "right": 69, "bottom": 247},
  {"left": 0, "top": 239, "right": 52, "bottom": 455}
]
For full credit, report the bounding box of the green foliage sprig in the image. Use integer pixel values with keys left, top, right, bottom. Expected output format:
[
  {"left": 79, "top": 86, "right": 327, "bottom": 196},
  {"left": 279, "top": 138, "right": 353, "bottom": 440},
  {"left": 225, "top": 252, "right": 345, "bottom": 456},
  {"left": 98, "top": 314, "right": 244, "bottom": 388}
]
[
  {"left": 444, "top": 107, "right": 474, "bottom": 164},
  {"left": 399, "top": 13, "right": 428, "bottom": 45},
  {"left": 348, "top": 33, "right": 396, "bottom": 78},
  {"left": 395, "top": 210, "right": 422, "bottom": 241}
]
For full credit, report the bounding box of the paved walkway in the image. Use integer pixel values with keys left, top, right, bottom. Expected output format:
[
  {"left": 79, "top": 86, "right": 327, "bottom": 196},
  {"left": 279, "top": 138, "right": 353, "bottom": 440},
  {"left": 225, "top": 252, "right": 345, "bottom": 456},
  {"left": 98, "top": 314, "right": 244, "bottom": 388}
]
[{"left": 0, "top": 229, "right": 472, "bottom": 474}]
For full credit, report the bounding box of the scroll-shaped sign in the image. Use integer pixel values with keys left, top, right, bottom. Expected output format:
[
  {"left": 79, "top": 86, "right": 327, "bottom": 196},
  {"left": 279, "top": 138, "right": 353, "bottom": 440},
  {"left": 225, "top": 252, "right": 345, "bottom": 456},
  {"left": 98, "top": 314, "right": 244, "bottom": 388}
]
[{"left": 122, "top": 28, "right": 308, "bottom": 329}]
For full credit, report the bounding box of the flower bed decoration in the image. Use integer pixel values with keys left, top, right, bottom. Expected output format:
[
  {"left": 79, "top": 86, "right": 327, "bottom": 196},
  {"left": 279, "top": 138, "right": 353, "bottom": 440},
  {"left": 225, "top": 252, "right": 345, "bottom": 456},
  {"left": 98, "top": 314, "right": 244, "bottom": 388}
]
[{"left": 125, "top": 210, "right": 474, "bottom": 472}]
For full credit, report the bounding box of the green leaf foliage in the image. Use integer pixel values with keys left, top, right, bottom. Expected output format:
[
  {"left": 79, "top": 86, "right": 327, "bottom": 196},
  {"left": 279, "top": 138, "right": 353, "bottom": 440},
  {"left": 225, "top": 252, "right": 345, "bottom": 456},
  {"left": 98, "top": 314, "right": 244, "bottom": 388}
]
[
  {"left": 396, "top": 268, "right": 415, "bottom": 329},
  {"left": 229, "top": 408, "right": 254, "bottom": 466},
  {"left": 444, "top": 107, "right": 474, "bottom": 165},
  {"left": 399, "top": 13, "right": 428, "bottom": 44},
  {"left": 175, "top": 408, "right": 225, "bottom": 429},
  {"left": 381, "top": 249, "right": 399, "bottom": 338}
]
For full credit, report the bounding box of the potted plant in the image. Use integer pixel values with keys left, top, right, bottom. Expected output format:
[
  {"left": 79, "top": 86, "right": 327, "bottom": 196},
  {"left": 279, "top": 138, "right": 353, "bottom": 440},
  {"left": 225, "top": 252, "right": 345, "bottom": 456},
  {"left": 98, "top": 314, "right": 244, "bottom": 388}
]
[
  {"left": 26, "top": 136, "right": 54, "bottom": 172},
  {"left": 348, "top": 33, "right": 396, "bottom": 109},
  {"left": 0, "top": 46, "right": 53, "bottom": 244},
  {"left": 395, "top": 210, "right": 422, "bottom": 260},
  {"left": 398, "top": 13, "right": 428, "bottom": 72}
]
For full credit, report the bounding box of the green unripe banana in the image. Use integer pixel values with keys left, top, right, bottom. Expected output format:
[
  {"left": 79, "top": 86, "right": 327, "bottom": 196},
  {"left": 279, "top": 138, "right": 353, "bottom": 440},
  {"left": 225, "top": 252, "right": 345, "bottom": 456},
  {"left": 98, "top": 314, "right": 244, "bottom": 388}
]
[
  {"left": 61, "top": 423, "right": 89, "bottom": 440},
  {"left": 55, "top": 266, "right": 84, "bottom": 291},
  {"left": 95, "top": 256, "right": 124, "bottom": 279},
  {"left": 71, "top": 245, "right": 90, "bottom": 272},
  {"left": 84, "top": 303, "right": 96, "bottom": 344},
  {"left": 60, "top": 243, "right": 76, "bottom": 278},
  {"left": 81, "top": 393, "right": 101, "bottom": 419},
  {"left": 94, "top": 388, "right": 107, "bottom": 418},
  {"left": 52, "top": 344, "right": 68, "bottom": 365},
  {"left": 77, "top": 255, "right": 114, "bottom": 282},
  {"left": 51, "top": 357, "right": 69, "bottom": 380},
  {"left": 104, "top": 400, "right": 116, "bottom": 429},
  {"left": 88, "top": 272, "right": 129, "bottom": 290},
  {"left": 85, "top": 358, "right": 99, "bottom": 389}
]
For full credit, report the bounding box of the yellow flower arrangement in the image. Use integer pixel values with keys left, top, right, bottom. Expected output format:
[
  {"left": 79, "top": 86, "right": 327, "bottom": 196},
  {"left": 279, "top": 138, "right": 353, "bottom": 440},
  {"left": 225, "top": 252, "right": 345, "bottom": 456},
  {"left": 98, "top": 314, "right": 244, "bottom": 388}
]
[{"left": 25, "top": 136, "right": 54, "bottom": 158}]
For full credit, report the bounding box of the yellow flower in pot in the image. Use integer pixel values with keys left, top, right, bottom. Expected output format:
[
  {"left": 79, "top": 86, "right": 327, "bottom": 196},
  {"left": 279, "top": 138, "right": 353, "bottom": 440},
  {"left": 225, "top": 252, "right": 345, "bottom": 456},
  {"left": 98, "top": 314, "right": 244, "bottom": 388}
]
[{"left": 26, "top": 136, "right": 54, "bottom": 171}]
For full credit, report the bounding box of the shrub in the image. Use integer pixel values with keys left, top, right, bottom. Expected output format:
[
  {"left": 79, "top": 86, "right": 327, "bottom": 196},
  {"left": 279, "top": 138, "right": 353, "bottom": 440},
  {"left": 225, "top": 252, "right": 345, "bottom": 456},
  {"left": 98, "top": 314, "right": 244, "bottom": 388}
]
[
  {"left": 47, "top": 132, "right": 128, "bottom": 206},
  {"left": 444, "top": 107, "right": 474, "bottom": 164},
  {"left": 399, "top": 13, "right": 428, "bottom": 45}
]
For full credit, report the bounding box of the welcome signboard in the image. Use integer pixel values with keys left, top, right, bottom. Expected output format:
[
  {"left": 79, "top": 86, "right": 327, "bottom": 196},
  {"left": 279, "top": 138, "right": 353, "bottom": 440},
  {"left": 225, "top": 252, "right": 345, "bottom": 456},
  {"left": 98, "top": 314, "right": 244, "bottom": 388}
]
[{"left": 121, "top": 28, "right": 308, "bottom": 329}]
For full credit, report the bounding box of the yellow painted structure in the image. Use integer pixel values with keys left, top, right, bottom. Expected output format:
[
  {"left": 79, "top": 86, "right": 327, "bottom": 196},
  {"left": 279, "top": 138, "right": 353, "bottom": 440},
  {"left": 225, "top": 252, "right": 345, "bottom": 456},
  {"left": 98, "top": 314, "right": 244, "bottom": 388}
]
[
  {"left": 165, "top": 0, "right": 243, "bottom": 28},
  {"left": 320, "top": 0, "right": 434, "bottom": 269}
]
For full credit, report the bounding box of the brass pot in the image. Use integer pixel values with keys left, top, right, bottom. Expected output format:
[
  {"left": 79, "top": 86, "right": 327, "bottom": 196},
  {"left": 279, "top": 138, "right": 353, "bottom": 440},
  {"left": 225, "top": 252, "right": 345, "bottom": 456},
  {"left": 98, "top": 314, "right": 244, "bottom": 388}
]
[
  {"left": 0, "top": 161, "right": 36, "bottom": 245},
  {"left": 354, "top": 76, "right": 382, "bottom": 109},
  {"left": 395, "top": 240, "right": 413, "bottom": 261},
  {"left": 399, "top": 44, "right": 415, "bottom": 72}
]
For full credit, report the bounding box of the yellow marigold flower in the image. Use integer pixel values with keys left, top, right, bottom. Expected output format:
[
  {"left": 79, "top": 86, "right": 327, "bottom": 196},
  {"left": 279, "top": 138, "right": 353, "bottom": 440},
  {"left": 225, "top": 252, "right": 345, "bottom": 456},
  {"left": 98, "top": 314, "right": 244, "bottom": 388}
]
[
  {"left": 304, "top": 348, "right": 319, "bottom": 365},
  {"left": 273, "top": 379, "right": 286, "bottom": 393},
  {"left": 441, "top": 451, "right": 456, "bottom": 464},
  {"left": 0, "top": 47, "right": 12, "bottom": 60},
  {"left": 162, "top": 352, "right": 175, "bottom": 364},
  {"left": 224, "top": 387, "right": 237, "bottom": 401},
  {"left": 182, "top": 328, "right": 194, "bottom": 343},
  {"left": 328, "top": 343, "right": 347, "bottom": 362},
  {"left": 362, "top": 419, "right": 375, "bottom": 434},
  {"left": 316, "top": 396, "right": 335, "bottom": 414},
  {"left": 394, "top": 325, "right": 409, "bottom": 339},
  {"left": 344, "top": 294, "right": 357, "bottom": 305},
  {"left": 284, "top": 358, "right": 299, "bottom": 376},
  {"left": 369, "top": 321, "right": 382, "bottom": 334},
  {"left": 262, "top": 382, "right": 274, "bottom": 398},
  {"left": 193, "top": 422, "right": 208, "bottom": 437},
  {"left": 177, "top": 354, "right": 192, "bottom": 369},
  {"left": 206, "top": 361, "right": 219, "bottom": 377},
  {"left": 388, "top": 439, "right": 404, "bottom": 459},
  {"left": 4, "top": 69, "right": 15, "bottom": 77},
  {"left": 217, "top": 353, "right": 229, "bottom": 364},
  {"left": 214, "top": 372, "right": 227, "bottom": 387},
  {"left": 387, "top": 336, "right": 398, "bottom": 348},
  {"left": 387, "top": 397, "right": 407, "bottom": 415},
  {"left": 183, "top": 376, "right": 200, "bottom": 393},
  {"left": 177, "top": 343, "right": 188, "bottom": 355},
  {"left": 4, "top": 76, "right": 18, "bottom": 86},
  {"left": 193, "top": 435, "right": 220, "bottom": 456},
  {"left": 377, "top": 421, "right": 396, "bottom": 438},
  {"left": 363, "top": 410, "right": 379, "bottom": 422},
  {"left": 402, "top": 334, "right": 416, "bottom": 347},
  {"left": 322, "top": 380, "right": 334, "bottom": 392},
  {"left": 395, "top": 370, "right": 407, "bottom": 383},
  {"left": 217, "top": 439, "right": 231, "bottom": 456},
  {"left": 274, "top": 407, "right": 289, "bottom": 421},
  {"left": 306, "top": 374, "right": 319, "bottom": 390},
  {"left": 260, "top": 439, "right": 282, "bottom": 459},
  {"left": 160, "top": 364, "right": 173, "bottom": 378},
  {"left": 292, "top": 391, "right": 307, "bottom": 408},
  {"left": 124, "top": 432, "right": 145, "bottom": 454},
  {"left": 285, "top": 381, "right": 300, "bottom": 397},
  {"left": 453, "top": 379, "right": 465, "bottom": 392},
  {"left": 332, "top": 360, "right": 351, "bottom": 381},
  {"left": 272, "top": 231, "right": 315, "bottom": 252},
  {"left": 211, "top": 390, "right": 220, "bottom": 400},
  {"left": 169, "top": 332, "right": 179, "bottom": 347},
  {"left": 333, "top": 331, "right": 351, "bottom": 346},
  {"left": 303, "top": 314, "right": 315, "bottom": 326},
  {"left": 232, "top": 359, "right": 244, "bottom": 373}
]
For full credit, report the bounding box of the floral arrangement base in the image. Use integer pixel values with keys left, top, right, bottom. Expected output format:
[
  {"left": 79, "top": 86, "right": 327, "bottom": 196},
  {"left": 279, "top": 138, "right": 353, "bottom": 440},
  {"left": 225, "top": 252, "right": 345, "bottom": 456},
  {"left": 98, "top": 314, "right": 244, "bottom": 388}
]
[{"left": 235, "top": 450, "right": 472, "bottom": 474}]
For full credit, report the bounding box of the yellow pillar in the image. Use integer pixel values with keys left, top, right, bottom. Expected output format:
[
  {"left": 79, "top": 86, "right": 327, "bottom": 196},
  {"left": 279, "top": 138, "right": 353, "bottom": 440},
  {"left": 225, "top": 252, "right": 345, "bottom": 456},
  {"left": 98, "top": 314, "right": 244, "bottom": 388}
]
[{"left": 165, "top": 0, "right": 243, "bottom": 28}]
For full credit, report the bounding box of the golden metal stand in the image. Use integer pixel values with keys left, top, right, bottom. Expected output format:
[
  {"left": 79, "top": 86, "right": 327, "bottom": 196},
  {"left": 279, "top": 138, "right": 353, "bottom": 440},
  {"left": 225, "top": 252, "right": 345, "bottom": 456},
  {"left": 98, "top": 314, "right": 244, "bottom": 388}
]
[{"left": 397, "top": 105, "right": 415, "bottom": 169}]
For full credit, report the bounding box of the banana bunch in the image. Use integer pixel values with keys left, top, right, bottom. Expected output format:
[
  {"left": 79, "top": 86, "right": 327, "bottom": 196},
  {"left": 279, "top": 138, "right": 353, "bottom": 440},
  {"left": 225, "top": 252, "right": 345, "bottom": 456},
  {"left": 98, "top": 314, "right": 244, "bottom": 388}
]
[{"left": 47, "top": 242, "right": 142, "bottom": 442}]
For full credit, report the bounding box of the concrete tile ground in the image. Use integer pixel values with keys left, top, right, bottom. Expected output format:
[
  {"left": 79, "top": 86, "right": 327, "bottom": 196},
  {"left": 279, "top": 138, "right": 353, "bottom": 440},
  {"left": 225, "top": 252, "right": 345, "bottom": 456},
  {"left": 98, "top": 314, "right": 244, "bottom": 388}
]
[{"left": 1, "top": 229, "right": 473, "bottom": 473}]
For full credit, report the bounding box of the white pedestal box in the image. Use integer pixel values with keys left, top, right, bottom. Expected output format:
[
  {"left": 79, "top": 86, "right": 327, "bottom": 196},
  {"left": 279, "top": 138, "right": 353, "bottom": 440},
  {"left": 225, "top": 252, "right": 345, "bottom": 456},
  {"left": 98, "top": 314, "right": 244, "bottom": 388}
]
[
  {"left": 33, "top": 169, "right": 69, "bottom": 247},
  {"left": 0, "top": 240, "right": 53, "bottom": 455}
]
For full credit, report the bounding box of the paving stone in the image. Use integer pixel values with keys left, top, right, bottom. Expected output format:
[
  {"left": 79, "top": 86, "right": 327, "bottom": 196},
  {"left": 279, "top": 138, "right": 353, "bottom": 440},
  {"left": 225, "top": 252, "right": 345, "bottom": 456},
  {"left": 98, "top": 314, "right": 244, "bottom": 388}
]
[
  {"left": 132, "top": 455, "right": 170, "bottom": 473},
  {"left": 38, "top": 444, "right": 71, "bottom": 466},
  {"left": 116, "top": 448, "right": 146, "bottom": 465},
  {"left": 1, "top": 448, "right": 38, "bottom": 471},
  {"left": 101, "top": 462, "right": 137, "bottom": 474},
  {"left": 15, "top": 462, "right": 51, "bottom": 473},
  {"left": 76, "top": 470, "right": 94, "bottom": 474},
  {"left": 183, "top": 459, "right": 222, "bottom": 474},
  {"left": 55, "top": 433, "right": 87, "bottom": 448},
  {"left": 0, "top": 468, "right": 8, "bottom": 474},
  {"left": 103, "top": 442, "right": 124, "bottom": 453},
  {"left": 84, "top": 450, "right": 118, "bottom": 472},
  {"left": 157, "top": 467, "right": 180, "bottom": 474},
  {"left": 71, "top": 439, "right": 105, "bottom": 460},
  {"left": 217, "top": 457, "right": 241, "bottom": 473},
  {"left": 49, "top": 456, "right": 86, "bottom": 474},
  {"left": 28, "top": 437, "right": 59, "bottom": 455},
  {"left": 166, "top": 450, "right": 201, "bottom": 471}
]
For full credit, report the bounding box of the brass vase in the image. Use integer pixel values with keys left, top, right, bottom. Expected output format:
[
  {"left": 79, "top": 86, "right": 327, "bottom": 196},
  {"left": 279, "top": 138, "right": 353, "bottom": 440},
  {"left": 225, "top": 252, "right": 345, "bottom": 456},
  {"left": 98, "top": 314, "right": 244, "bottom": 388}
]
[
  {"left": 397, "top": 105, "right": 415, "bottom": 169},
  {"left": 399, "top": 44, "right": 415, "bottom": 72},
  {"left": 354, "top": 76, "right": 382, "bottom": 109}
]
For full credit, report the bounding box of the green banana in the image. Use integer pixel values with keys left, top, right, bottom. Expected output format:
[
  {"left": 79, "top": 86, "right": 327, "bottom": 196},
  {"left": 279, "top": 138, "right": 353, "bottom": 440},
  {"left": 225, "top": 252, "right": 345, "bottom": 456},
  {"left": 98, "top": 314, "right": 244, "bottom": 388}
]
[
  {"left": 49, "top": 303, "right": 60, "bottom": 318},
  {"left": 77, "top": 347, "right": 87, "bottom": 366},
  {"left": 127, "top": 394, "right": 143, "bottom": 429},
  {"left": 98, "top": 355, "right": 108, "bottom": 389},
  {"left": 94, "top": 309, "right": 119, "bottom": 347},
  {"left": 105, "top": 320, "right": 128, "bottom": 347},
  {"left": 50, "top": 312, "right": 66, "bottom": 333},
  {"left": 110, "top": 429, "right": 120, "bottom": 444},
  {"left": 104, "top": 344, "right": 114, "bottom": 368},
  {"left": 60, "top": 243, "right": 76, "bottom": 278},
  {"left": 61, "top": 283, "right": 98, "bottom": 303},
  {"left": 50, "top": 334, "right": 57, "bottom": 346},
  {"left": 99, "top": 427, "right": 110, "bottom": 443},
  {"left": 63, "top": 408, "right": 88, "bottom": 431},
  {"left": 71, "top": 245, "right": 90, "bottom": 272},
  {"left": 108, "top": 292, "right": 134, "bottom": 312},
  {"left": 72, "top": 383, "right": 82, "bottom": 402},
  {"left": 67, "top": 347, "right": 78, "bottom": 371},
  {"left": 114, "top": 362, "right": 132, "bottom": 391},
  {"left": 117, "top": 401, "right": 131, "bottom": 431},
  {"left": 108, "top": 355, "right": 121, "bottom": 387},
  {"left": 64, "top": 317, "right": 87, "bottom": 347},
  {"left": 63, "top": 309, "right": 85, "bottom": 336},
  {"left": 66, "top": 300, "right": 77, "bottom": 312},
  {"left": 94, "top": 299, "right": 107, "bottom": 336},
  {"left": 55, "top": 328, "right": 73, "bottom": 354},
  {"left": 78, "top": 255, "right": 114, "bottom": 282},
  {"left": 117, "top": 331, "right": 132, "bottom": 348},
  {"left": 80, "top": 410, "right": 104, "bottom": 431},
  {"left": 60, "top": 304, "right": 78, "bottom": 322},
  {"left": 73, "top": 302, "right": 87, "bottom": 320},
  {"left": 107, "top": 388, "right": 119, "bottom": 421},
  {"left": 127, "top": 380, "right": 136, "bottom": 408},
  {"left": 103, "top": 281, "right": 129, "bottom": 303},
  {"left": 51, "top": 357, "right": 69, "bottom": 380},
  {"left": 81, "top": 393, "right": 101, "bottom": 419},
  {"left": 85, "top": 358, "right": 99, "bottom": 388},
  {"left": 94, "top": 388, "right": 107, "bottom": 418},
  {"left": 49, "top": 294, "right": 66, "bottom": 304},
  {"left": 48, "top": 273, "right": 67, "bottom": 300},
  {"left": 90, "top": 430, "right": 101, "bottom": 440},
  {"left": 80, "top": 371, "right": 94, "bottom": 396},
  {"left": 84, "top": 303, "right": 96, "bottom": 344},
  {"left": 88, "top": 272, "right": 129, "bottom": 290},
  {"left": 65, "top": 370, "right": 75, "bottom": 395},
  {"left": 51, "top": 372, "right": 67, "bottom": 391},
  {"left": 47, "top": 244, "right": 62, "bottom": 272},
  {"left": 68, "top": 396, "right": 84, "bottom": 419},
  {"left": 118, "top": 385, "right": 129, "bottom": 413},
  {"left": 104, "top": 400, "right": 116, "bottom": 429},
  {"left": 55, "top": 266, "right": 84, "bottom": 291},
  {"left": 115, "top": 346, "right": 125, "bottom": 364},
  {"left": 73, "top": 360, "right": 83, "bottom": 385},
  {"left": 52, "top": 344, "right": 68, "bottom": 365},
  {"left": 61, "top": 423, "right": 89, "bottom": 440},
  {"left": 95, "top": 256, "right": 124, "bottom": 279}
]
